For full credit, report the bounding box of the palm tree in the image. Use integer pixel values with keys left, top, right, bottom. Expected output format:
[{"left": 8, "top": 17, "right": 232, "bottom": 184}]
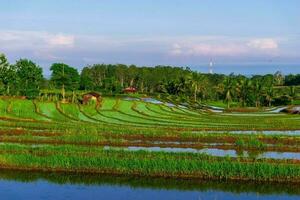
[
  {"left": 61, "top": 64, "right": 66, "bottom": 102},
  {"left": 289, "top": 86, "right": 296, "bottom": 105},
  {"left": 266, "top": 86, "right": 274, "bottom": 107},
  {"left": 197, "top": 75, "right": 209, "bottom": 102},
  {"left": 236, "top": 79, "right": 252, "bottom": 107},
  {"left": 223, "top": 77, "right": 235, "bottom": 109},
  {"left": 192, "top": 81, "right": 198, "bottom": 102},
  {"left": 274, "top": 71, "right": 284, "bottom": 86},
  {"left": 175, "top": 77, "right": 186, "bottom": 96},
  {"left": 189, "top": 73, "right": 199, "bottom": 102},
  {"left": 253, "top": 80, "right": 263, "bottom": 107}
]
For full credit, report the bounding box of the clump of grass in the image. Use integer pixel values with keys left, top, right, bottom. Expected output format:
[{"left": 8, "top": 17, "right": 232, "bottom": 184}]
[{"left": 235, "top": 138, "right": 266, "bottom": 150}]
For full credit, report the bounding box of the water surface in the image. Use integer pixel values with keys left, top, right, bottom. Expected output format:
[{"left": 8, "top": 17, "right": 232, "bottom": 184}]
[
  {"left": 0, "top": 170, "right": 299, "bottom": 200},
  {"left": 105, "top": 146, "right": 300, "bottom": 160}
]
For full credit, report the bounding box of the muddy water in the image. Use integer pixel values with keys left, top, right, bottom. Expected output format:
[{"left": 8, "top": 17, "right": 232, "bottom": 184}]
[{"left": 0, "top": 170, "right": 299, "bottom": 200}]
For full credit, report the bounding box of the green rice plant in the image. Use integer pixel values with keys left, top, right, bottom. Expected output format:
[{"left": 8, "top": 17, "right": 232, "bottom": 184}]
[
  {"left": 0, "top": 144, "right": 299, "bottom": 182},
  {"left": 235, "top": 138, "right": 266, "bottom": 150}
]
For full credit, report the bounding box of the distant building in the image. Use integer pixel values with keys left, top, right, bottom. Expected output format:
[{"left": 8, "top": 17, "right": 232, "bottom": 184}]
[
  {"left": 123, "top": 87, "right": 137, "bottom": 93},
  {"left": 82, "top": 92, "right": 102, "bottom": 105}
]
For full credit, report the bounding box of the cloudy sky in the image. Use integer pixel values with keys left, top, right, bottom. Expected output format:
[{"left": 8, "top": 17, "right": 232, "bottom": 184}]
[{"left": 0, "top": 0, "right": 299, "bottom": 75}]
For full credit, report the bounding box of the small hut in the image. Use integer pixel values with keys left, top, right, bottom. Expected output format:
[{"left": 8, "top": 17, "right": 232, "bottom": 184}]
[
  {"left": 82, "top": 92, "right": 102, "bottom": 105},
  {"left": 282, "top": 106, "right": 300, "bottom": 114},
  {"left": 123, "top": 87, "right": 137, "bottom": 93}
]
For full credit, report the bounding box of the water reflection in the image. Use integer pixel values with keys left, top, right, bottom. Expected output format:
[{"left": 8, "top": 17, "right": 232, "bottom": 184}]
[
  {"left": 0, "top": 170, "right": 299, "bottom": 200},
  {"left": 199, "top": 130, "right": 300, "bottom": 136},
  {"left": 105, "top": 146, "right": 300, "bottom": 160}
]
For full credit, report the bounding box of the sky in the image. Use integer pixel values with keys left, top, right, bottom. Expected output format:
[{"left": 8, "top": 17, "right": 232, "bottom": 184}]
[{"left": 0, "top": 0, "right": 299, "bottom": 76}]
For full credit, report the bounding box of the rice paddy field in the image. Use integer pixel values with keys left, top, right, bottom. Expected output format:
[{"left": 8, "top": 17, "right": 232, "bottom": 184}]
[{"left": 1, "top": 96, "right": 300, "bottom": 185}]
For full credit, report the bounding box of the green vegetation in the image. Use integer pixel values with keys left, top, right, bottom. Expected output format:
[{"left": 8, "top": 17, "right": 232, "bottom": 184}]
[
  {"left": 0, "top": 52, "right": 300, "bottom": 183},
  {"left": 0, "top": 143, "right": 300, "bottom": 182},
  {"left": 1, "top": 53, "right": 300, "bottom": 107},
  {"left": 0, "top": 97, "right": 297, "bottom": 182}
]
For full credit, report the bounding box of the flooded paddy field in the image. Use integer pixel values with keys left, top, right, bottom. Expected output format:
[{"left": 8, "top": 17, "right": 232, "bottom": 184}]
[{"left": 0, "top": 97, "right": 300, "bottom": 199}]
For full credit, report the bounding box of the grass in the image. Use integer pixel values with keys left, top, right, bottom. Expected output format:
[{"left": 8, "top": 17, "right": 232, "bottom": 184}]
[
  {"left": 205, "top": 101, "right": 238, "bottom": 108},
  {"left": 0, "top": 144, "right": 300, "bottom": 182},
  {"left": 293, "top": 99, "right": 300, "bottom": 105},
  {"left": 10, "top": 99, "right": 49, "bottom": 121}
]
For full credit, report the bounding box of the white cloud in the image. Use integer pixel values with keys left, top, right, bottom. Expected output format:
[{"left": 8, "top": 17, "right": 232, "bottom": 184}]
[
  {"left": 47, "top": 34, "right": 75, "bottom": 47},
  {"left": 169, "top": 37, "right": 281, "bottom": 58},
  {"left": 0, "top": 30, "right": 295, "bottom": 69},
  {"left": 186, "top": 44, "right": 246, "bottom": 56},
  {"left": 169, "top": 39, "right": 248, "bottom": 57},
  {"left": 0, "top": 30, "right": 76, "bottom": 63},
  {"left": 0, "top": 30, "right": 75, "bottom": 50},
  {"left": 170, "top": 43, "right": 182, "bottom": 55},
  {"left": 247, "top": 38, "right": 278, "bottom": 50}
]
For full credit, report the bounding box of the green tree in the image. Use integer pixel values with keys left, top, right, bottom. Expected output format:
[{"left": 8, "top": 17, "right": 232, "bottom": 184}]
[
  {"left": 265, "top": 86, "right": 274, "bottom": 107},
  {"left": 115, "top": 64, "right": 127, "bottom": 88},
  {"left": 274, "top": 71, "right": 284, "bottom": 86},
  {"left": 127, "top": 65, "right": 138, "bottom": 87},
  {"left": 15, "top": 59, "right": 43, "bottom": 98},
  {"left": 50, "top": 63, "right": 80, "bottom": 102},
  {"left": 223, "top": 76, "right": 235, "bottom": 109},
  {"left": 0, "top": 53, "right": 17, "bottom": 95},
  {"left": 236, "top": 79, "right": 252, "bottom": 107},
  {"left": 80, "top": 67, "right": 93, "bottom": 90},
  {"left": 253, "top": 80, "right": 263, "bottom": 107},
  {"left": 289, "top": 86, "right": 296, "bottom": 105}
]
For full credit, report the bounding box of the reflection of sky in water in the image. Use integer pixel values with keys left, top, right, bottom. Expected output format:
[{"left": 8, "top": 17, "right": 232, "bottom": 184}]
[
  {"left": 269, "top": 107, "right": 288, "bottom": 113},
  {"left": 200, "top": 130, "right": 300, "bottom": 136},
  {"left": 124, "top": 97, "right": 176, "bottom": 107},
  {"left": 165, "top": 103, "right": 175, "bottom": 107},
  {"left": 257, "top": 152, "right": 300, "bottom": 160},
  {"left": 141, "top": 98, "right": 163, "bottom": 104},
  {"left": 123, "top": 97, "right": 140, "bottom": 101},
  {"left": 106, "top": 146, "right": 300, "bottom": 160},
  {"left": 0, "top": 178, "right": 299, "bottom": 200}
]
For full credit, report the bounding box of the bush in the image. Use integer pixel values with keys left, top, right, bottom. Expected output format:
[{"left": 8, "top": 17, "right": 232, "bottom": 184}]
[{"left": 273, "top": 95, "right": 291, "bottom": 106}]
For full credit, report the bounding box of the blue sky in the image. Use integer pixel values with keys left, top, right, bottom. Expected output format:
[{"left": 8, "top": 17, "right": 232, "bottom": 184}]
[{"left": 0, "top": 0, "right": 299, "bottom": 75}]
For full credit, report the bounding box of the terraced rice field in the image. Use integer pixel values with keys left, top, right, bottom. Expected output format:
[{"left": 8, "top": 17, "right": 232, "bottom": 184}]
[{"left": 0, "top": 97, "right": 300, "bottom": 182}]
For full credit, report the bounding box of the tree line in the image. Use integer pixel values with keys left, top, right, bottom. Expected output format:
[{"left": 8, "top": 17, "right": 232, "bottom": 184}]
[{"left": 0, "top": 53, "right": 299, "bottom": 107}]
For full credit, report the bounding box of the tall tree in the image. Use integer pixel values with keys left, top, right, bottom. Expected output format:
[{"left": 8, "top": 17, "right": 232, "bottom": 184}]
[
  {"left": 0, "top": 53, "right": 17, "bottom": 95},
  {"left": 186, "top": 72, "right": 203, "bottom": 102},
  {"left": 253, "top": 80, "right": 263, "bottom": 107},
  {"left": 115, "top": 64, "right": 127, "bottom": 88},
  {"left": 197, "top": 75, "right": 209, "bottom": 102},
  {"left": 265, "top": 86, "right": 274, "bottom": 107},
  {"left": 223, "top": 76, "right": 235, "bottom": 109},
  {"left": 50, "top": 63, "right": 80, "bottom": 101},
  {"left": 289, "top": 86, "right": 296, "bottom": 105},
  {"left": 15, "top": 59, "right": 43, "bottom": 98},
  {"left": 236, "top": 79, "right": 252, "bottom": 107},
  {"left": 274, "top": 71, "right": 285, "bottom": 86},
  {"left": 80, "top": 67, "right": 93, "bottom": 90}
]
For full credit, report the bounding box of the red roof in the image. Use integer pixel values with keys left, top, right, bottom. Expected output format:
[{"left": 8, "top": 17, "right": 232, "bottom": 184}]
[{"left": 123, "top": 87, "right": 137, "bottom": 93}]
